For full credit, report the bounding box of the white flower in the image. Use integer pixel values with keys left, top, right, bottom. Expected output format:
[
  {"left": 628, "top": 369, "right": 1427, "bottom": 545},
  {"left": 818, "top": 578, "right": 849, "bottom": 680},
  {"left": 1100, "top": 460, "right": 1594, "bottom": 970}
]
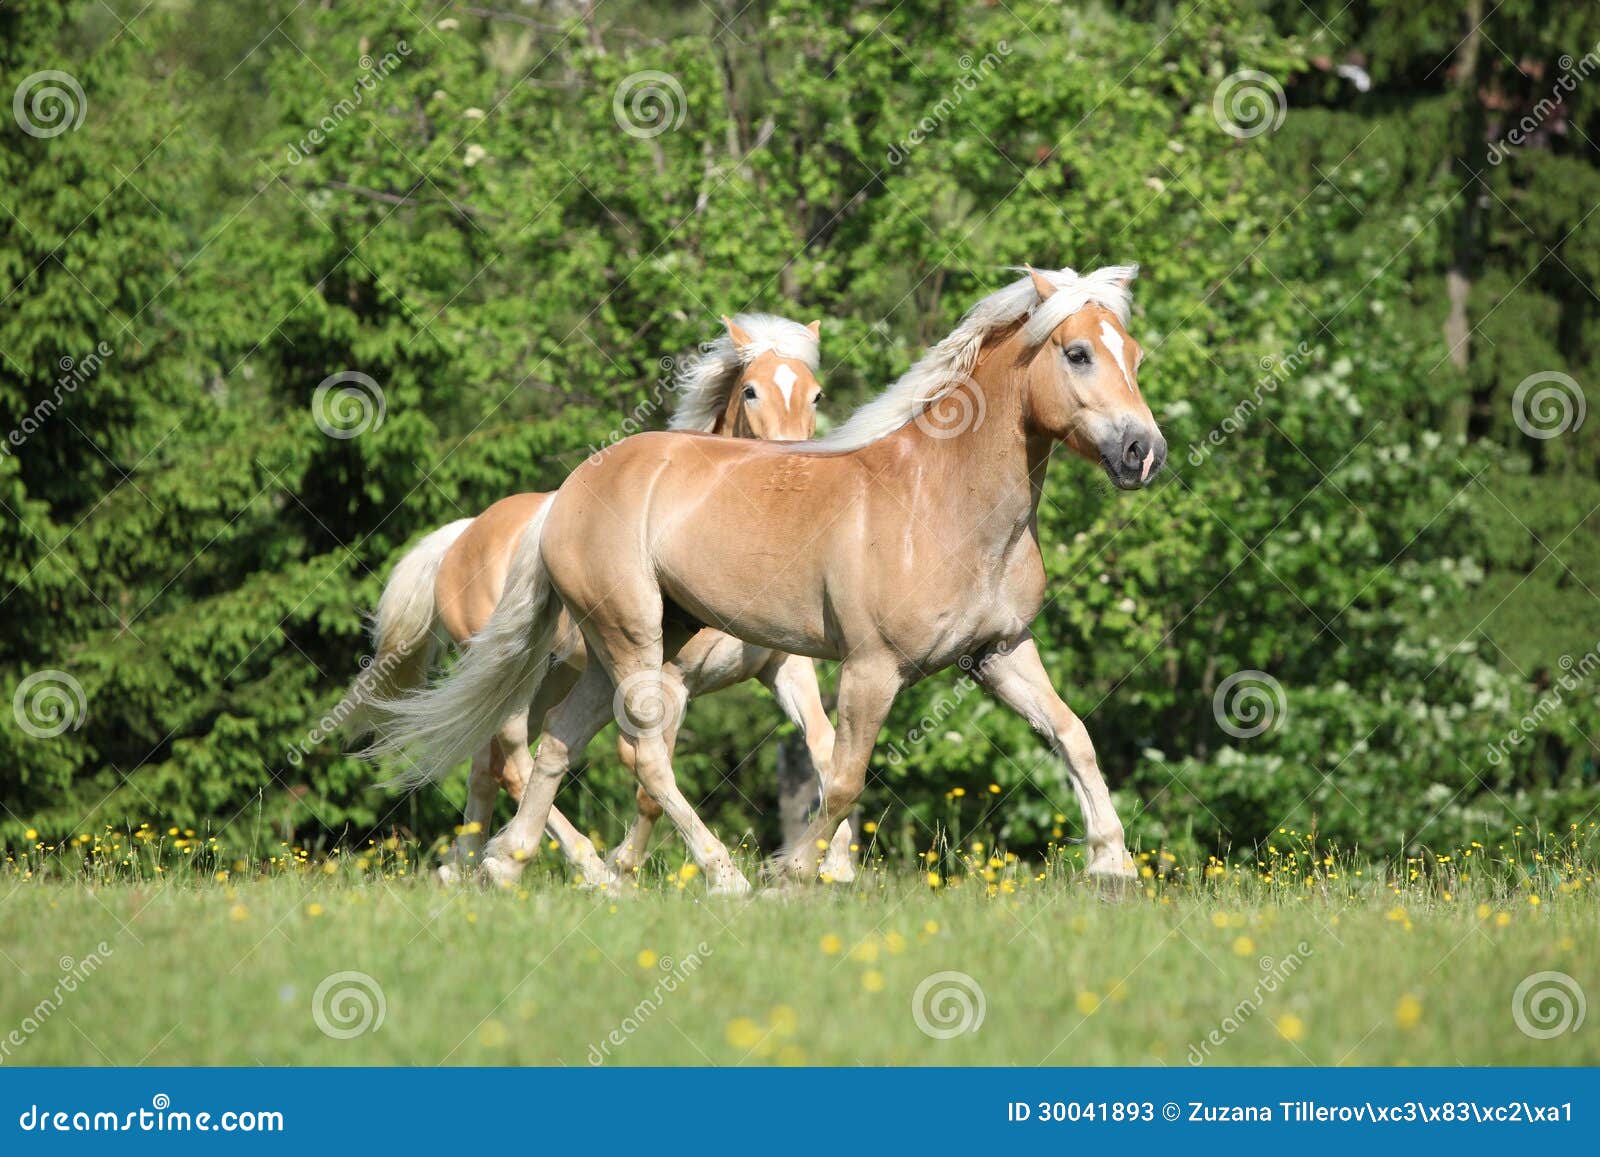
[
  {"left": 464, "top": 107, "right": 485, "bottom": 120},
  {"left": 463, "top": 143, "right": 488, "bottom": 167},
  {"left": 437, "top": 18, "right": 459, "bottom": 31}
]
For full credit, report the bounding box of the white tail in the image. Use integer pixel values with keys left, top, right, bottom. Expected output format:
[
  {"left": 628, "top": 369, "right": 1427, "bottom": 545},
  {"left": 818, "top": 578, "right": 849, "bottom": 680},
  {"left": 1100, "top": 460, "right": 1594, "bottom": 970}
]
[
  {"left": 367, "top": 500, "right": 561, "bottom": 788},
  {"left": 339, "top": 518, "right": 473, "bottom": 739}
]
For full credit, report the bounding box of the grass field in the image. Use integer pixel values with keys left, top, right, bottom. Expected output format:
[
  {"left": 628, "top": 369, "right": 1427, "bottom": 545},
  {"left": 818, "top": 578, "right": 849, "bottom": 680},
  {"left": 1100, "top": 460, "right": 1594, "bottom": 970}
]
[{"left": 1, "top": 830, "right": 1596, "bottom": 1067}]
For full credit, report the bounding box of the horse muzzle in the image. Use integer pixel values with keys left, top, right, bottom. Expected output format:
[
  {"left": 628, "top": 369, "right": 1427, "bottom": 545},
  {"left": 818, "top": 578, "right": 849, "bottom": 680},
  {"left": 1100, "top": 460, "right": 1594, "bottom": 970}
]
[{"left": 1099, "top": 422, "right": 1167, "bottom": 490}]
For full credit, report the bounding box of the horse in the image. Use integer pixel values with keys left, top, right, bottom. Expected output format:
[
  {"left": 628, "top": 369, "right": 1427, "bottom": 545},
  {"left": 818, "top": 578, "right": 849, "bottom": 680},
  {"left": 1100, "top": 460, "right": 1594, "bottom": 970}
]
[
  {"left": 369, "top": 264, "right": 1165, "bottom": 895},
  {"left": 347, "top": 314, "right": 854, "bottom": 886}
]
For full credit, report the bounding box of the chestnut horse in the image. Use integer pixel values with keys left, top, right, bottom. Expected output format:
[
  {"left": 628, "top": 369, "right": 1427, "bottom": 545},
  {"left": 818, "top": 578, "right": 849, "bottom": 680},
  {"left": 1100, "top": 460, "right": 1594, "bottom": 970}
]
[
  {"left": 348, "top": 314, "right": 853, "bottom": 886},
  {"left": 371, "top": 266, "right": 1165, "bottom": 894}
]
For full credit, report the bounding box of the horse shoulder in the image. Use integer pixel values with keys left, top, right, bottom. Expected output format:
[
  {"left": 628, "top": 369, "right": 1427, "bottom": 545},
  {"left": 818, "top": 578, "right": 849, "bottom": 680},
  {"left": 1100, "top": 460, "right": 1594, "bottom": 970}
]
[{"left": 998, "top": 528, "right": 1048, "bottom": 623}]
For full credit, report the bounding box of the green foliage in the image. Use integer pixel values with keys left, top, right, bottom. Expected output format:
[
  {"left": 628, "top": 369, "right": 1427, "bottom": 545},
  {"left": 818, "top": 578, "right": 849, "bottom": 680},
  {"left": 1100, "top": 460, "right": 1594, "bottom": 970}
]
[{"left": 1, "top": 0, "right": 1596, "bottom": 865}]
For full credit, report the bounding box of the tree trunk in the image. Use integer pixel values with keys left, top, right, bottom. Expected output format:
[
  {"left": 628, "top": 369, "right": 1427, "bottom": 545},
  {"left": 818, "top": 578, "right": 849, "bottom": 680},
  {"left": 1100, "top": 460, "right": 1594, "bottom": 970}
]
[{"left": 1446, "top": 0, "right": 1485, "bottom": 436}]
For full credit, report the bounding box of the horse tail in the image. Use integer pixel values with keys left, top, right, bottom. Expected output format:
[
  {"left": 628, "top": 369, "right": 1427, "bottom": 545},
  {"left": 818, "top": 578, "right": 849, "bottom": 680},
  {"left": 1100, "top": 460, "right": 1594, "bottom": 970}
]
[
  {"left": 339, "top": 518, "right": 472, "bottom": 740},
  {"left": 367, "top": 499, "right": 562, "bottom": 789}
]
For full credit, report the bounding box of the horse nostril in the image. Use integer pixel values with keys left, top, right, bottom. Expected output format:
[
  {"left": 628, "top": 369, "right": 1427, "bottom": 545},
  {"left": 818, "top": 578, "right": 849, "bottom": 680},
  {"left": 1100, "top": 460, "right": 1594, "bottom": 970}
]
[{"left": 1123, "top": 439, "right": 1144, "bottom": 468}]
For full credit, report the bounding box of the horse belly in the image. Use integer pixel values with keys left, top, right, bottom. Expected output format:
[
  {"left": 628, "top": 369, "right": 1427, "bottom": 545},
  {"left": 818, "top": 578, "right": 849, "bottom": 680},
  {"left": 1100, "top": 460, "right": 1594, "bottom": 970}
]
[{"left": 658, "top": 558, "right": 831, "bottom": 659}]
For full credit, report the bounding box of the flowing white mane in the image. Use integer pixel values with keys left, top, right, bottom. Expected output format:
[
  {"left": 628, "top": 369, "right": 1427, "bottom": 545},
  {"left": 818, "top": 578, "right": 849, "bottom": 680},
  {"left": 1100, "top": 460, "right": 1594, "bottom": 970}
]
[
  {"left": 812, "top": 264, "right": 1138, "bottom": 452},
  {"left": 669, "top": 313, "right": 821, "bottom": 433}
]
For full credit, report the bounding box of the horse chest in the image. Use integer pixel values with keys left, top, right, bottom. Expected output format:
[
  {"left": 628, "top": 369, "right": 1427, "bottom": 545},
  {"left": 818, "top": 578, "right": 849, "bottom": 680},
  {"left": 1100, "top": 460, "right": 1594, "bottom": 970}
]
[{"left": 877, "top": 553, "right": 1040, "bottom": 673}]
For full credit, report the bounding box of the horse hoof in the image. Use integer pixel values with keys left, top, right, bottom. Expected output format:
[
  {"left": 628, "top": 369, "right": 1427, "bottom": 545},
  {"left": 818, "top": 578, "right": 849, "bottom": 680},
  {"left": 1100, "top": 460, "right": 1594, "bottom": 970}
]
[
  {"left": 576, "top": 865, "right": 625, "bottom": 892},
  {"left": 819, "top": 860, "right": 857, "bottom": 885},
  {"left": 605, "top": 850, "right": 640, "bottom": 876},
  {"left": 707, "top": 873, "right": 754, "bottom": 897},
  {"left": 757, "top": 878, "right": 807, "bottom": 902},
  {"left": 762, "top": 854, "right": 812, "bottom": 884},
  {"left": 1085, "top": 864, "right": 1138, "bottom": 901},
  {"left": 478, "top": 856, "right": 524, "bottom": 889}
]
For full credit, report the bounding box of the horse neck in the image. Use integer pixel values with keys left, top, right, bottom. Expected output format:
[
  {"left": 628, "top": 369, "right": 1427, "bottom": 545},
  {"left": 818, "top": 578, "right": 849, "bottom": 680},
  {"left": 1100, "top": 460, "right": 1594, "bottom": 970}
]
[
  {"left": 871, "top": 331, "right": 1042, "bottom": 536},
  {"left": 711, "top": 396, "right": 746, "bottom": 438}
]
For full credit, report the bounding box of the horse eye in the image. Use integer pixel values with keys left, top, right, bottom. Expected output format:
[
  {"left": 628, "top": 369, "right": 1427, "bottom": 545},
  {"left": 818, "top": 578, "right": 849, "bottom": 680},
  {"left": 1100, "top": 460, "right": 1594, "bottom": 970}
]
[
  {"left": 1065, "top": 345, "right": 1091, "bottom": 367},
  {"left": 742, "top": 385, "right": 758, "bottom": 401}
]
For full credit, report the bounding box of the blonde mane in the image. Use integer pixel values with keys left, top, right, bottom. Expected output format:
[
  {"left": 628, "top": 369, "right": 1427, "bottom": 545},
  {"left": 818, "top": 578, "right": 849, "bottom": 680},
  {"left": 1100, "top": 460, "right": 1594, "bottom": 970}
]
[
  {"left": 668, "top": 314, "right": 821, "bottom": 433},
  {"left": 812, "top": 264, "right": 1137, "bottom": 452}
]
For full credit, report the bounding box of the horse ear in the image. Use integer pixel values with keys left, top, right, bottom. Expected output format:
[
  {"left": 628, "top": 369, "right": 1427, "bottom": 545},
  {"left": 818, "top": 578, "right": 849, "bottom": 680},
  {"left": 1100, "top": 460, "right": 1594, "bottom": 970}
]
[
  {"left": 806, "top": 319, "right": 821, "bottom": 339},
  {"left": 1026, "top": 265, "right": 1056, "bottom": 301},
  {"left": 722, "top": 315, "right": 755, "bottom": 350},
  {"left": 1114, "top": 264, "right": 1141, "bottom": 290}
]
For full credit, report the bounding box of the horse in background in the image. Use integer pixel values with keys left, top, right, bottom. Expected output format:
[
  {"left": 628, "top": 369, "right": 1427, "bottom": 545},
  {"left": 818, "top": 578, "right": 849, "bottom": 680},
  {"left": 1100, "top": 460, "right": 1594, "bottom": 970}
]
[{"left": 345, "top": 315, "right": 854, "bottom": 886}]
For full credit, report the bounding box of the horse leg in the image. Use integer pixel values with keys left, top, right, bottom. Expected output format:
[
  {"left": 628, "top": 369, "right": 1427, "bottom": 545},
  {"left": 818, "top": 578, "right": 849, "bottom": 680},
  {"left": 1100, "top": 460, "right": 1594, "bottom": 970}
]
[
  {"left": 604, "top": 772, "right": 664, "bottom": 880},
  {"left": 605, "top": 667, "right": 683, "bottom": 879},
  {"left": 771, "top": 656, "right": 900, "bottom": 881},
  {"left": 759, "top": 652, "right": 855, "bottom": 883},
  {"left": 492, "top": 693, "right": 617, "bottom": 891},
  {"left": 973, "top": 636, "right": 1134, "bottom": 885},
  {"left": 477, "top": 662, "right": 617, "bottom": 888},
  {"left": 607, "top": 636, "right": 740, "bottom": 876},
  {"left": 596, "top": 638, "right": 749, "bottom": 896},
  {"left": 439, "top": 741, "right": 501, "bottom": 884}
]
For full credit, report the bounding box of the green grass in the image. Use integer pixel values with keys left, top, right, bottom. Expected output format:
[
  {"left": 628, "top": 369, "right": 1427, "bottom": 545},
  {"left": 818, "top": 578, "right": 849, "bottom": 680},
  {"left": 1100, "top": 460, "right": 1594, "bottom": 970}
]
[{"left": 1, "top": 832, "right": 1596, "bottom": 1067}]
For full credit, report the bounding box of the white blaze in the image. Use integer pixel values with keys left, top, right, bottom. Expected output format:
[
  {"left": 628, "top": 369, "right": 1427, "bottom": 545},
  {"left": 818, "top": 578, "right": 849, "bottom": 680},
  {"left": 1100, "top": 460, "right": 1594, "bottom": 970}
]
[
  {"left": 772, "top": 363, "right": 799, "bottom": 405},
  {"left": 1099, "top": 319, "right": 1135, "bottom": 394}
]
